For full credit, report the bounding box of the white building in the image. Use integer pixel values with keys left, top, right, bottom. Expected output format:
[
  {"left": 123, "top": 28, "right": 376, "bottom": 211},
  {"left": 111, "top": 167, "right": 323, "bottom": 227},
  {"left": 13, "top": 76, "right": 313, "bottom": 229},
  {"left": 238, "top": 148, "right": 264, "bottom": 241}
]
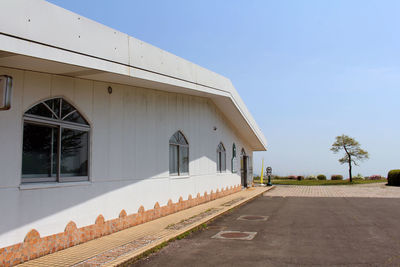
[{"left": 0, "top": 0, "right": 267, "bottom": 265}]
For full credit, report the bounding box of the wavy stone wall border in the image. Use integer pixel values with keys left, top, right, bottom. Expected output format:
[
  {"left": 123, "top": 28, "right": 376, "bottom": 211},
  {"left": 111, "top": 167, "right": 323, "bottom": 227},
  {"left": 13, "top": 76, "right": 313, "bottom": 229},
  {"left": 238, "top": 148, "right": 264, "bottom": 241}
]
[{"left": 0, "top": 185, "right": 241, "bottom": 266}]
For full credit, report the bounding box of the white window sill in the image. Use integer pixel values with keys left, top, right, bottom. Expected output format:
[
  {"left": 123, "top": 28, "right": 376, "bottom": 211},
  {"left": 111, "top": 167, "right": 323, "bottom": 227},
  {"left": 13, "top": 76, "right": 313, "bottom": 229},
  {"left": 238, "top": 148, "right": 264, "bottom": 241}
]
[
  {"left": 19, "top": 181, "right": 92, "bottom": 190},
  {"left": 170, "top": 175, "right": 190, "bottom": 179}
]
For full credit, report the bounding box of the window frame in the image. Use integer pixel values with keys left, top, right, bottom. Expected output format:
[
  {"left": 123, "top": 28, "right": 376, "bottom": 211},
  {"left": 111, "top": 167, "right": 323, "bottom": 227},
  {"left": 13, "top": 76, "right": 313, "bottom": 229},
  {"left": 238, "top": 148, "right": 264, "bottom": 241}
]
[
  {"left": 231, "top": 143, "right": 237, "bottom": 173},
  {"left": 21, "top": 98, "right": 90, "bottom": 184},
  {"left": 216, "top": 142, "right": 226, "bottom": 173},
  {"left": 169, "top": 131, "right": 189, "bottom": 176}
]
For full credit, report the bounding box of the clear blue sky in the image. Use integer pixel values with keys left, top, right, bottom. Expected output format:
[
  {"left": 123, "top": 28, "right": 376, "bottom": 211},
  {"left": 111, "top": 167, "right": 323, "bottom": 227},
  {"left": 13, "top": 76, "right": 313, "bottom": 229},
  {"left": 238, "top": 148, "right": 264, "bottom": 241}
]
[{"left": 47, "top": 0, "right": 400, "bottom": 178}]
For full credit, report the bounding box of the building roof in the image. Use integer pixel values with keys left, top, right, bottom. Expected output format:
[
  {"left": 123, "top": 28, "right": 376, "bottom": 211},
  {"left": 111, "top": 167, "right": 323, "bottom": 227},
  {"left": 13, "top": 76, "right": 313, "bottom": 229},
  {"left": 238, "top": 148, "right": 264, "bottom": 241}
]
[{"left": 0, "top": 0, "right": 267, "bottom": 150}]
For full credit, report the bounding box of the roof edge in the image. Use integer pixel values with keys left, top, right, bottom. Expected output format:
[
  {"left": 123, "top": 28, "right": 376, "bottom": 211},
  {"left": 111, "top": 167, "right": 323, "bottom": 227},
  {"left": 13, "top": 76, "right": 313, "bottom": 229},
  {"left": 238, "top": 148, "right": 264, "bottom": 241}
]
[{"left": 0, "top": 0, "right": 267, "bottom": 150}]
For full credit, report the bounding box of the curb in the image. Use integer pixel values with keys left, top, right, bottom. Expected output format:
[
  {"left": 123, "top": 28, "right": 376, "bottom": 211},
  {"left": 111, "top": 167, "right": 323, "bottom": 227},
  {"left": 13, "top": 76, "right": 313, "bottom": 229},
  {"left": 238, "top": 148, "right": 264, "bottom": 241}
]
[{"left": 106, "top": 186, "right": 275, "bottom": 266}]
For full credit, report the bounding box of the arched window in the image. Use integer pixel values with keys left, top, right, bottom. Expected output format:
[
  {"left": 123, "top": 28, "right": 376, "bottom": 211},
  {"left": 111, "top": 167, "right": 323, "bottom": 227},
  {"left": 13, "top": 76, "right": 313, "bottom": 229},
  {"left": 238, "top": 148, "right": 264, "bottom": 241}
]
[
  {"left": 231, "top": 143, "right": 237, "bottom": 173},
  {"left": 169, "top": 131, "right": 189, "bottom": 176},
  {"left": 22, "top": 98, "right": 90, "bottom": 183},
  {"left": 217, "top": 142, "right": 226, "bottom": 173}
]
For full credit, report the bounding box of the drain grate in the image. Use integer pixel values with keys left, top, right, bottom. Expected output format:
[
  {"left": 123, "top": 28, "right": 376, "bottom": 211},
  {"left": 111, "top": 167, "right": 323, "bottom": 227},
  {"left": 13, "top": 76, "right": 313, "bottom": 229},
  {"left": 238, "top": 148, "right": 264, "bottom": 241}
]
[
  {"left": 237, "top": 215, "right": 269, "bottom": 221},
  {"left": 212, "top": 231, "right": 257, "bottom": 240}
]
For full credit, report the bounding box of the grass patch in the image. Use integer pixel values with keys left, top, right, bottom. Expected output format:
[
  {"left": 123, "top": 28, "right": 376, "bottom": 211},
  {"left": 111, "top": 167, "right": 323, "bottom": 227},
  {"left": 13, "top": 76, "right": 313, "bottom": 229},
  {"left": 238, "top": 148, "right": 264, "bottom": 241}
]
[
  {"left": 176, "top": 223, "right": 208, "bottom": 240},
  {"left": 254, "top": 179, "right": 387, "bottom": 186},
  {"left": 118, "top": 241, "right": 169, "bottom": 267}
]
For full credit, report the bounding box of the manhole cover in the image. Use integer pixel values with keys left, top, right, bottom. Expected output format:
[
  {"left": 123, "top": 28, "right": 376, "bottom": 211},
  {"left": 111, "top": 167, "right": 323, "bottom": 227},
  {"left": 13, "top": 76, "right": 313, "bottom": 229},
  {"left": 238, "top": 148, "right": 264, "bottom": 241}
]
[
  {"left": 212, "top": 231, "right": 257, "bottom": 240},
  {"left": 237, "top": 215, "right": 269, "bottom": 221},
  {"left": 220, "top": 232, "right": 249, "bottom": 238}
]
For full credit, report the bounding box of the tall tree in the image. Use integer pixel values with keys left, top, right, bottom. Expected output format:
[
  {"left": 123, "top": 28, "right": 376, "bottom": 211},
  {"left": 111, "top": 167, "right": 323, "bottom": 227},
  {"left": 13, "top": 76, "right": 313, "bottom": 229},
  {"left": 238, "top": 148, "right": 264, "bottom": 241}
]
[{"left": 331, "top": 135, "right": 369, "bottom": 182}]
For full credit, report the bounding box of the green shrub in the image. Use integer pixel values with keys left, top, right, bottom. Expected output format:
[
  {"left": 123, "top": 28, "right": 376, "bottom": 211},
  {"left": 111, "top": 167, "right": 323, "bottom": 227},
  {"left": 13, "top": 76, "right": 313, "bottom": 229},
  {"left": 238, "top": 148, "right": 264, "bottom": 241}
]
[
  {"left": 317, "top": 174, "right": 326, "bottom": 180},
  {"left": 388, "top": 170, "right": 400, "bottom": 186},
  {"left": 306, "top": 175, "right": 317, "bottom": 180},
  {"left": 353, "top": 173, "right": 365, "bottom": 180},
  {"left": 297, "top": 175, "right": 304, "bottom": 181},
  {"left": 331, "top": 174, "right": 343, "bottom": 180},
  {"left": 368, "top": 175, "right": 384, "bottom": 180}
]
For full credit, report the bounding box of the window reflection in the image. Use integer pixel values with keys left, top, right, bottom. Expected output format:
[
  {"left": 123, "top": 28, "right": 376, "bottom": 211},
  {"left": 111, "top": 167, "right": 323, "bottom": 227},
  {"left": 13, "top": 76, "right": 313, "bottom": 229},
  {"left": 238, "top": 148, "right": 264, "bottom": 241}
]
[
  {"left": 61, "top": 129, "right": 88, "bottom": 177},
  {"left": 169, "top": 131, "right": 189, "bottom": 176},
  {"left": 22, "top": 98, "right": 89, "bottom": 183},
  {"left": 22, "top": 123, "right": 57, "bottom": 179},
  {"left": 217, "top": 142, "right": 226, "bottom": 173}
]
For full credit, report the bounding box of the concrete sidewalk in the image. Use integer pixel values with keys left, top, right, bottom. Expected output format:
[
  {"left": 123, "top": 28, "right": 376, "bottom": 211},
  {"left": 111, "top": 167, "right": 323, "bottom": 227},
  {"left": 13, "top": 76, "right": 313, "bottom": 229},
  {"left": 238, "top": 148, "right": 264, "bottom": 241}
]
[{"left": 18, "top": 187, "right": 273, "bottom": 267}]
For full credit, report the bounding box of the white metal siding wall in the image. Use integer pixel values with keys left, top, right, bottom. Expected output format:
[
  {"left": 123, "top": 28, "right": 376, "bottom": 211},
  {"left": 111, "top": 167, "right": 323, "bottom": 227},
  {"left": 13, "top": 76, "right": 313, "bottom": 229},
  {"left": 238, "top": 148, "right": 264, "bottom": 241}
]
[{"left": 0, "top": 67, "right": 252, "bottom": 248}]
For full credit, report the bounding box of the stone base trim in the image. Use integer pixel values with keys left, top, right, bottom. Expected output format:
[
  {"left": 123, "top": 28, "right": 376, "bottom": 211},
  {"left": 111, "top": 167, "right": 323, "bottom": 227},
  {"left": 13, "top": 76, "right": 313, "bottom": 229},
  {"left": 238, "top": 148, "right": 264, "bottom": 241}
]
[{"left": 0, "top": 184, "right": 241, "bottom": 266}]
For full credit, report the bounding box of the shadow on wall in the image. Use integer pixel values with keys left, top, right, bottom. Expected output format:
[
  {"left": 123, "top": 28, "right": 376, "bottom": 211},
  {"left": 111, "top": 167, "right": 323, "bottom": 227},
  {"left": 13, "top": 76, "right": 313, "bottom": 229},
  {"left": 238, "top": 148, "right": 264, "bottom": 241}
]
[
  {"left": 0, "top": 185, "right": 241, "bottom": 266},
  {"left": 2, "top": 150, "right": 243, "bottom": 236}
]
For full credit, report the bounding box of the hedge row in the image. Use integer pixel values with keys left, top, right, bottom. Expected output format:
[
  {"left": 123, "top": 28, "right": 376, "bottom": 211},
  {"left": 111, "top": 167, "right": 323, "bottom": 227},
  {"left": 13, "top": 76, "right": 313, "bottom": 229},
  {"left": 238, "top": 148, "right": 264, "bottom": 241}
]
[
  {"left": 388, "top": 170, "right": 400, "bottom": 186},
  {"left": 331, "top": 175, "right": 343, "bottom": 180},
  {"left": 259, "top": 174, "right": 389, "bottom": 181}
]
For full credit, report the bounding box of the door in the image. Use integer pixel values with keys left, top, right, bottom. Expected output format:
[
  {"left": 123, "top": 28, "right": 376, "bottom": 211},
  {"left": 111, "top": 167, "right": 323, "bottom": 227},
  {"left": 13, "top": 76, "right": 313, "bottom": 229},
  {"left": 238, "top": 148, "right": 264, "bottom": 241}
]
[{"left": 241, "top": 155, "right": 247, "bottom": 187}]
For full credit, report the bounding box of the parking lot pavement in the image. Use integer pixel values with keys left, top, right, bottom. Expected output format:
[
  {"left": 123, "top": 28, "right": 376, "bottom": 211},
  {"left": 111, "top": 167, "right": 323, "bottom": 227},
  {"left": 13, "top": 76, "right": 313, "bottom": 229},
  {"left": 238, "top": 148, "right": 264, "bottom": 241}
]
[
  {"left": 132, "top": 188, "right": 400, "bottom": 267},
  {"left": 266, "top": 183, "right": 400, "bottom": 198}
]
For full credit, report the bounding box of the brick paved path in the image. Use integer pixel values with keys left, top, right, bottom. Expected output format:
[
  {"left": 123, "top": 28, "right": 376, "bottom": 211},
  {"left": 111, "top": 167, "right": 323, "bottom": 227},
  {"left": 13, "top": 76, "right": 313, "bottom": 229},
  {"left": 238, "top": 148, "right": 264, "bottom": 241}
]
[{"left": 265, "top": 183, "right": 400, "bottom": 198}]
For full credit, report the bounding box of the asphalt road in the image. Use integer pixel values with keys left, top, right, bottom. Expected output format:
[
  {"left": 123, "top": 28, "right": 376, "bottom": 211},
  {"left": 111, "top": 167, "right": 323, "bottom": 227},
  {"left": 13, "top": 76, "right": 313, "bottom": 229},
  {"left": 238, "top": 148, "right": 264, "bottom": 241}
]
[{"left": 131, "top": 194, "right": 400, "bottom": 266}]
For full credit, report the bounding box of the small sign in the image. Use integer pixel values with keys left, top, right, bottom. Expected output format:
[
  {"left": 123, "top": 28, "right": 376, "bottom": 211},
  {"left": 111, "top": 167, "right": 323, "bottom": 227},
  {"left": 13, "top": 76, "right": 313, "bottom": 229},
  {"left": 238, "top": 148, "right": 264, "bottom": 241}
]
[{"left": 0, "top": 75, "right": 12, "bottom": 110}]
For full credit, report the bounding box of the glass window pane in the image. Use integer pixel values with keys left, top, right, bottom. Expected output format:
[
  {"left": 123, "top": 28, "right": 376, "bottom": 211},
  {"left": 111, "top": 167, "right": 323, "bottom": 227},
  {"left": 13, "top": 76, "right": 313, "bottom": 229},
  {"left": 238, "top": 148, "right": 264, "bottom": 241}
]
[
  {"left": 176, "top": 132, "right": 182, "bottom": 143},
  {"left": 170, "top": 131, "right": 188, "bottom": 146},
  {"left": 169, "top": 133, "right": 178, "bottom": 144},
  {"left": 60, "top": 128, "right": 88, "bottom": 177},
  {"left": 222, "top": 152, "right": 226, "bottom": 171},
  {"left": 178, "top": 132, "right": 188, "bottom": 145},
  {"left": 169, "top": 144, "right": 178, "bottom": 175},
  {"left": 217, "top": 152, "right": 221, "bottom": 172},
  {"left": 22, "top": 123, "right": 57, "bottom": 179},
  {"left": 179, "top": 146, "right": 189, "bottom": 174},
  {"left": 63, "top": 110, "right": 88, "bottom": 125},
  {"left": 61, "top": 99, "right": 75, "bottom": 119},
  {"left": 45, "top": 98, "right": 61, "bottom": 119},
  {"left": 25, "top": 103, "right": 54, "bottom": 118},
  {"left": 217, "top": 143, "right": 225, "bottom": 153}
]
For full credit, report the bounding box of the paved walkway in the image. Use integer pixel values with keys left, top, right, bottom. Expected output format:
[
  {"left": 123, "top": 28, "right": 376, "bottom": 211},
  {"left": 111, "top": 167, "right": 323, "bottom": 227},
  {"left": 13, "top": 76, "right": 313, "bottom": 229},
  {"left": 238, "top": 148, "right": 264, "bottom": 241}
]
[
  {"left": 265, "top": 183, "right": 400, "bottom": 198},
  {"left": 17, "top": 187, "right": 271, "bottom": 267}
]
